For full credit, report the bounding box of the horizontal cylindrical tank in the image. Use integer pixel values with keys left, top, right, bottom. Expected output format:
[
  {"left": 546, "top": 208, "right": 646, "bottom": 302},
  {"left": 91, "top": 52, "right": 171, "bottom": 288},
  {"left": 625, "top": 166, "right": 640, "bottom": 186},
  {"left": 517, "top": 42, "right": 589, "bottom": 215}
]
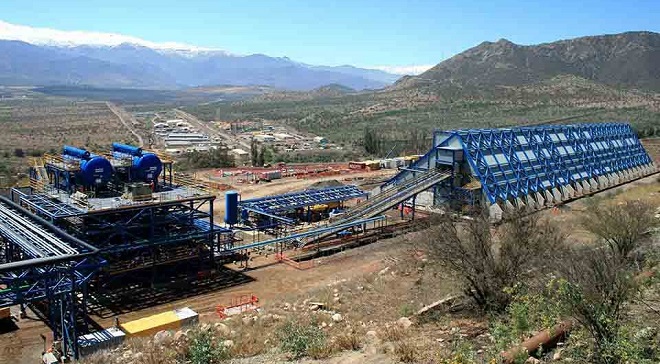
[
  {"left": 63, "top": 146, "right": 113, "bottom": 185},
  {"left": 112, "top": 142, "right": 143, "bottom": 156},
  {"left": 80, "top": 155, "right": 113, "bottom": 185},
  {"left": 63, "top": 145, "right": 91, "bottom": 159},
  {"left": 112, "top": 143, "right": 162, "bottom": 182},
  {"left": 225, "top": 191, "right": 239, "bottom": 225},
  {"left": 132, "top": 153, "right": 162, "bottom": 182}
]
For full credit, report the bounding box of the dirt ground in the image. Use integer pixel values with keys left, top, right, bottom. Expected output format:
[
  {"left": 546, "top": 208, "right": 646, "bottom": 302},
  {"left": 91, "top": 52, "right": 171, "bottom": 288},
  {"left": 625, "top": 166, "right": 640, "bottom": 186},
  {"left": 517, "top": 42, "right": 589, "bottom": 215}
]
[
  {"left": 2, "top": 173, "right": 658, "bottom": 363},
  {"left": 0, "top": 229, "right": 413, "bottom": 364}
]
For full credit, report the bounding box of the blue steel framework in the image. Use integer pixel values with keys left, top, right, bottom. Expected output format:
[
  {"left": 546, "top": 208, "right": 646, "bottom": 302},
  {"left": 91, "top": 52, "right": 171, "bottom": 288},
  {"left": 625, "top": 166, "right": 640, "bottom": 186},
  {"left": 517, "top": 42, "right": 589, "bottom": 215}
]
[
  {"left": 12, "top": 188, "right": 232, "bottom": 278},
  {"left": 449, "top": 123, "right": 653, "bottom": 204},
  {"left": 385, "top": 122, "right": 655, "bottom": 209},
  {"left": 0, "top": 197, "right": 104, "bottom": 359},
  {"left": 238, "top": 185, "right": 367, "bottom": 221}
]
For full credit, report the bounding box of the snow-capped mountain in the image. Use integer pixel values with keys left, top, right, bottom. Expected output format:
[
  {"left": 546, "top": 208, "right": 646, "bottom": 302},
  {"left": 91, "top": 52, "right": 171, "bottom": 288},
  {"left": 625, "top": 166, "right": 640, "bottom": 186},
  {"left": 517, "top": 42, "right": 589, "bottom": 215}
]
[
  {"left": 0, "top": 20, "right": 224, "bottom": 55},
  {"left": 0, "top": 20, "right": 398, "bottom": 90}
]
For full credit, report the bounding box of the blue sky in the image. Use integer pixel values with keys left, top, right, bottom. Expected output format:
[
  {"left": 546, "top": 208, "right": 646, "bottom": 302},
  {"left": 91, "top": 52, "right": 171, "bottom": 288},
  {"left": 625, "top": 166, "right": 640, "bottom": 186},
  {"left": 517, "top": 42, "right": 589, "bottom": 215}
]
[{"left": 0, "top": 0, "right": 658, "bottom": 72}]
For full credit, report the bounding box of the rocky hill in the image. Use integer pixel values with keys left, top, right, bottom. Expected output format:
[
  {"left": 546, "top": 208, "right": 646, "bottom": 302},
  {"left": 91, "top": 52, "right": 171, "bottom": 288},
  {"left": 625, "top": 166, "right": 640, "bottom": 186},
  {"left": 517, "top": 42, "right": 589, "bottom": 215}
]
[{"left": 398, "top": 31, "right": 660, "bottom": 92}]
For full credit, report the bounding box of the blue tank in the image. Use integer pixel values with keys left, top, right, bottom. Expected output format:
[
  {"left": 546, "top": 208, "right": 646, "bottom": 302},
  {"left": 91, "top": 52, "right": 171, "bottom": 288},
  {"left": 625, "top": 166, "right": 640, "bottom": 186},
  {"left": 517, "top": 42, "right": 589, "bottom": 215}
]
[
  {"left": 132, "top": 153, "right": 162, "bottom": 182},
  {"left": 79, "top": 155, "right": 114, "bottom": 185},
  {"left": 111, "top": 142, "right": 162, "bottom": 182},
  {"left": 62, "top": 145, "right": 113, "bottom": 186},
  {"left": 224, "top": 191, "right": 239, "bottom": 225}
]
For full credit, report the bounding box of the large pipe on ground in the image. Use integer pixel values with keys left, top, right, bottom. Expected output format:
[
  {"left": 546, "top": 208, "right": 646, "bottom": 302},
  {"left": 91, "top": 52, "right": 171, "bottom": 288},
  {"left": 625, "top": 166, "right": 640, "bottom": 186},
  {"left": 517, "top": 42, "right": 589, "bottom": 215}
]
[{"left": 501, "top": 321, "right": 573, "bottom": 363}]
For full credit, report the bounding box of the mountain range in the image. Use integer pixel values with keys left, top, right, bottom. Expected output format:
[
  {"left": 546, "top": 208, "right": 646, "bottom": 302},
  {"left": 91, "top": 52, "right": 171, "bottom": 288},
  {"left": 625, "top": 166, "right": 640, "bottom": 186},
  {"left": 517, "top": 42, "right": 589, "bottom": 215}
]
[
  {"left": 0, "top": 21, "right": 399, "bottom": 90},
  {"left": 2, "top": 20, "right": 659, "bottom": 95},
  {"left": 396, "top": 31, "right": 660, "bottom": 92}
]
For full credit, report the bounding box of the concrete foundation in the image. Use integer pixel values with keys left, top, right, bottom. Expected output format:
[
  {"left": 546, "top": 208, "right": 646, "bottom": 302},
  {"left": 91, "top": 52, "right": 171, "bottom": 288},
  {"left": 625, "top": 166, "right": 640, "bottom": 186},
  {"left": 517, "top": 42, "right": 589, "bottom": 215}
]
[
  {"left": 524, "top": 195, "right": 539, "bottom": 210},
  {"left": 551, "top": 188, "right": 562, "bottom": 202},
  {"left": 562, "top": 185, "right": 574, "bottom": 200},
  {"left": 543, "top": 190, "right": 554, "bottom": 206},
  {"left": 489, "top": 203, "right": 503, "bottom": 222},
  {"left": 535, "top": 191, "right": 545, "bottom": 208},
  {"left": 574, "top": 182, "right": 583, "bottom": 197}
]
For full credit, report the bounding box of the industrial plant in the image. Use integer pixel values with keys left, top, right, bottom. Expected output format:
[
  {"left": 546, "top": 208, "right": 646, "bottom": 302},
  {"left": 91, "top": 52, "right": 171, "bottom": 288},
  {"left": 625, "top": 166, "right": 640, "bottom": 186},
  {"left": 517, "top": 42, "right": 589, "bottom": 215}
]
[{"left": 0, "top": 122, "right": 657, "bottom": 360}]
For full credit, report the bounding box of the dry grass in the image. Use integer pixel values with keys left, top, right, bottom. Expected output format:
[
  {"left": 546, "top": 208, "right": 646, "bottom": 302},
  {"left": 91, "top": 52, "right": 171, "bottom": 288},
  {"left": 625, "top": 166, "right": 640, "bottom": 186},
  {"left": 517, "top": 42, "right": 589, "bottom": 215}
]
[
  {"left": 394, "top": 340, "right": 420, "bottom": 363},
  {"left": 229, "top": 321, "right": 271, "bottom": 358},
  {"left": 307, "top": 342, "right": 335, "bottom": 360},
  {"left": 0, "top": 100, "right": 136, "bottom": 156},
  {"left": 333, "top": 331, "right": 363, "bottom": 351},
  {"left": 80, "top": 336, "right": 174, "bottom": 364},
  {"left": 380, "top": 325, "right": 406, "bottom": 342}
]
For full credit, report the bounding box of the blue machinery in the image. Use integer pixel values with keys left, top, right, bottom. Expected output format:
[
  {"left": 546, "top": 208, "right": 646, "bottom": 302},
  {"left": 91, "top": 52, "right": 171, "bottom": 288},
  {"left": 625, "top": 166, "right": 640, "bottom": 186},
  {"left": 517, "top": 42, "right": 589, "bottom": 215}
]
[
  {"left": 37, "top": 143, "right": 174, "bottom": 196},
  {"left": 237, "top": 185, "right": 368, "bottom": 226},
  {"left": 0, "top": 123, "right": 657, "bottom": 358},
  {"left": 111, "top": 142, "right": 164, "bottom": 183},
  {"left": 45, "top": 146, "right": 114, "bottom": 192}
]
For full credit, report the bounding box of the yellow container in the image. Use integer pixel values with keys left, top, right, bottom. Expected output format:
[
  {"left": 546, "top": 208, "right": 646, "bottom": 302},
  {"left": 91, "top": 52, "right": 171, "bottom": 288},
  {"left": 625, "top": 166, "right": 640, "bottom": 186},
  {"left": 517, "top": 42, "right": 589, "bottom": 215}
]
[
  {"left": 326, "top": 201, "right": 340, "bottom": 209},
  {"left": 311, "top": 204, "right": 328, "bottom": 212},
  {"left": 120, "top": 307, "right": 198, "bottom": 337}
]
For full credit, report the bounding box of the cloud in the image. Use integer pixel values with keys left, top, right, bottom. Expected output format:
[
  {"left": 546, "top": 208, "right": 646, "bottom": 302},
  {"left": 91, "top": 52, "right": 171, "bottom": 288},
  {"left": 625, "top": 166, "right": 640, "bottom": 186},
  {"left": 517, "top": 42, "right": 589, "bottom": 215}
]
[
  {"left": 371, "top": 64, "right": 434, "bottom": 75},
  {"left": 0, "top": 20, "right": 224, "bottom": 53}
]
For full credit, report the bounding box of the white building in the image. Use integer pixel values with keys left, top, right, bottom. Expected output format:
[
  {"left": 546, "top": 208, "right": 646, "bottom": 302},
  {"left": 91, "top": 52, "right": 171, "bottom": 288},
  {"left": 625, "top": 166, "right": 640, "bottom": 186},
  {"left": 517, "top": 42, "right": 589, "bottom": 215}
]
[
  {"left": 253, "top": 134, "right": 276, "bottom": 142},
  {"left": 273, "top": 133, "right": 295, "bottom": 141}
]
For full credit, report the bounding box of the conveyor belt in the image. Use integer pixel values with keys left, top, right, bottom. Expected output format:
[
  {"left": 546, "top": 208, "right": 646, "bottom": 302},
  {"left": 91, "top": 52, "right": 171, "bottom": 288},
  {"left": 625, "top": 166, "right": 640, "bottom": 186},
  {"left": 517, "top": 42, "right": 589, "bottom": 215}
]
[
  {"left": 0, "top": 201, "right": 78, "bottom": 258},
  {"left": 296, "top": 169, "right": 451, "bottom": 248}
]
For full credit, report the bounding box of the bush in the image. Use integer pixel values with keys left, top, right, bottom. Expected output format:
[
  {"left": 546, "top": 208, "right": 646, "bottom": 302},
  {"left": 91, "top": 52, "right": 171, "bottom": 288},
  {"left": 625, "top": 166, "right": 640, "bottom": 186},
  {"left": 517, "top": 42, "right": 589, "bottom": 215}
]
[
  {"left": 425, "top": 209, "right": 565, "bottom": 312},
  {"left": 186, "top": 329, "right": 230, "bottom": 364},
  {"left": 581, "top": 200, "right": 658, "bottom": 260},
  {"left": 399, "top": 303, "right": 415, "bottom": 317},
  {"left": 394, "top": 340, "right": 419, "bottom": 363},
  {"left": 555, "top": 200, "right": 659, "bottom": 363},
  {"left": 380, "top": 325, "right": 405, "bottom": 342},
  {"left": 334, "top": 332, "right": 362, "bottom": 351},
  {"left": 176, "top": 148, "right": 235, "bottom": 170},
  {"left": 277, "top": 321, "right": 327, "bottom": 359}
]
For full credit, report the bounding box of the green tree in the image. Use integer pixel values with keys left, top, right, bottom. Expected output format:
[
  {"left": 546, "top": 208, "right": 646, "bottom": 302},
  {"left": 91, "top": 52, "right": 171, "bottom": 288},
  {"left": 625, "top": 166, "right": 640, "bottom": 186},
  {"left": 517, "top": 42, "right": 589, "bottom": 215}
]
[
  {"left": 250, "top": 138, "right": 258, "bottom": 166},
  {"left": 363, "top": 127, "right": 382, "bottom": 155},
  {"left": 257, "top": 146, "right": 265, "bottom": 167}
]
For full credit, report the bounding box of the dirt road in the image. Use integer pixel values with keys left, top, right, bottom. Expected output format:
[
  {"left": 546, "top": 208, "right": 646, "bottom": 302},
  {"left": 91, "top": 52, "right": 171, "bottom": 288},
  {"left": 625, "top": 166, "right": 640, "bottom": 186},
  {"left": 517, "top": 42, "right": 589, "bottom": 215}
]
[{"left": 106, "top": 102, "right": 144, "bottom": 147}]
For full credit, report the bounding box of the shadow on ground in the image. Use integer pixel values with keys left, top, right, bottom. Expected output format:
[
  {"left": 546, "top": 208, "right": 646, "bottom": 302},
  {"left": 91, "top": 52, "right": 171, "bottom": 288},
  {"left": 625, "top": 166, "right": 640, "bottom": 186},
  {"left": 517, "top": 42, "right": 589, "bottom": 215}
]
[{"left": 87, "top": 265, "right": 255, "bottom": 319}]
